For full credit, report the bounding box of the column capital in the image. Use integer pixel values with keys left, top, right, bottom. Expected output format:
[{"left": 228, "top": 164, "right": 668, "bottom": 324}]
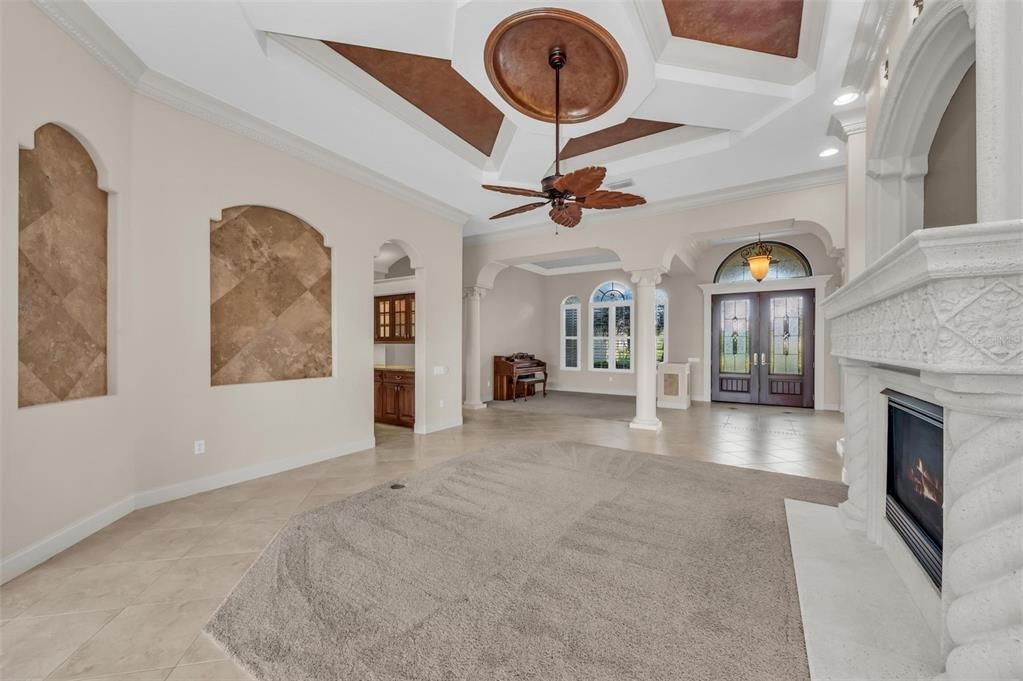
[
  {"left": 827, "top": 109, "right": 867, "bottom": 142},
  {"left": 629, "top": 268, "right": 666, "bottom": 287},
  {"left": 462, "top": 286, "right": 488, "bottom": 300}
]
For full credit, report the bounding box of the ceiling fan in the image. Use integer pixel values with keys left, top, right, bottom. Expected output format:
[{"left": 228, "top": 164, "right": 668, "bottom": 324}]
[{"left": 482, "top": 47, "right": 646, "bottom": 229}]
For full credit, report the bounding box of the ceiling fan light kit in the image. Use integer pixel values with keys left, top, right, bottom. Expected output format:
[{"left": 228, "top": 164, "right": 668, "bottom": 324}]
[{"left": 481, "top": 9, "right": 646, "bottom": 231}]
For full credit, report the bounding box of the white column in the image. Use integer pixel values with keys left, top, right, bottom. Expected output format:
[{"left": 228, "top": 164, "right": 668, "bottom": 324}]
[
  {"left": 973, "top": 0, "right": 1023, "bottom": 223},
  {"left": 629, "top": 269, "right": 663, "bottom": 431},
  {"left": 931, "top": 379, "right": 1023, "bottom": 681},
  {"left": 829, "top": 110, "right": 868, "bottom": 280},
  {"left": 836, "top": 360, "right": 870, "bottom": 531},
  {"left": 462, "top": 286, "right": 486, "bottom": 409}
]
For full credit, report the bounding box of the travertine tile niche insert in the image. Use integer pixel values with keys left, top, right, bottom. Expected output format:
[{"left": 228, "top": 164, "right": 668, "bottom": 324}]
[
  {"left": 18, "top": 123, "right": 109, "bottom": 407},
  {"left": 210, "top": 206, "right": 332, "bottom": 385}
]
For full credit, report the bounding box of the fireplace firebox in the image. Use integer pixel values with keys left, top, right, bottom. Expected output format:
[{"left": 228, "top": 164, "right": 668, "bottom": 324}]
[{"left": 883, "top": 389, "right": 943, "bottom": 589}]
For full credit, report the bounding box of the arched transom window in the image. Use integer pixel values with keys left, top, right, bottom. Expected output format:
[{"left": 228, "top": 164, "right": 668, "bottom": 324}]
[
  {"left": 560, "top": 296, "right": 581, "bottom": 370},
  {"left": 713, "top": 241, "right": 812, "bottom": 283},
  {"left": 591, "top": 281, "right": 632, "bottom": 371}
]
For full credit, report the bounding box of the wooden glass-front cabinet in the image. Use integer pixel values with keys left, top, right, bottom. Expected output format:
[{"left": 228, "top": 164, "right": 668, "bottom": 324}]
[{"left": 374, "top": 293, "right": 415, "bottom": 343}]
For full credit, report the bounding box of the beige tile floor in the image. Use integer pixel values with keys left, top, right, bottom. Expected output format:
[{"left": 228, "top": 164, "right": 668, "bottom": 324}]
[{"left": 0, "top": 395, "right": 844, "bottom": 680}]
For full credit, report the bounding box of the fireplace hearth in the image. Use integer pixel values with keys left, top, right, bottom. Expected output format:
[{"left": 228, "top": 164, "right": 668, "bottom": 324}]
[{"left": 883, "top": 389, "right": 943, "bottom": 588}]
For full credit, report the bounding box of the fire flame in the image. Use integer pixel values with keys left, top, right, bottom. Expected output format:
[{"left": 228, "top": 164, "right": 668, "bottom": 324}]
[{"left": 907, "top": 458, "right": 943, "bottom": 505}]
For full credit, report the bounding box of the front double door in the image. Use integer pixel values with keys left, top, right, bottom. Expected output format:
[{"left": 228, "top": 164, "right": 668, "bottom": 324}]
[{"left": 711, "top": 289, "right": 814, "bottom": 408}]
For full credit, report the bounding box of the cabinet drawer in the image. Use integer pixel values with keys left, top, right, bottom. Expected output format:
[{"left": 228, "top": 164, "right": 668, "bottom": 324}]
[{"left": 382, "top": 371, "right": 414, "bottom": 384}]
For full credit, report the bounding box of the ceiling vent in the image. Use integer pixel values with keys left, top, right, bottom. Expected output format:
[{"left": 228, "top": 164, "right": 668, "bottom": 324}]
[{"left": 606, "top": 178, "right": 634, "bottom": 190}]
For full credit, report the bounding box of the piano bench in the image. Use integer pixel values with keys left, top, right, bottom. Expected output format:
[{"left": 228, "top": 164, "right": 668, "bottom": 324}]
[{"left": 515, "top": 376, "right": 547, "bottom": 401}]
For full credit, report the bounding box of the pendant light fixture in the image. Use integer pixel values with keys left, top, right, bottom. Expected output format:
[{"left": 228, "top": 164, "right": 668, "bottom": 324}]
[{"left": 742, "top": 236, "right": 773, "bottom": 282}]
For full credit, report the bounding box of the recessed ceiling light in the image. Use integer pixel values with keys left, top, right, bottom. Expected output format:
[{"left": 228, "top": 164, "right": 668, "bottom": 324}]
[
  {"left": 819, "top": 147, "right": 840, "bottom": 158},
  {"left": 833, "top": 92, "right": 859, "bottom": 106}
]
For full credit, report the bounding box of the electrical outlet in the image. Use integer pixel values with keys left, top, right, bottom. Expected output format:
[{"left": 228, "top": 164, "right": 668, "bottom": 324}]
[
  {"left": 439, "top": 399, "right": 444, "bottom": 408},
  {"left": 194, "top": 439, "right": 205, "bottom": 455},
  {"left": 609, "top": 376, "right": 614, "bottom": 382}
]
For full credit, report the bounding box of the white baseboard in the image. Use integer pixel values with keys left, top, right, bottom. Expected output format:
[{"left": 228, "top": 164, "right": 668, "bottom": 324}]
[
  {"left": 418, "top": 417, "right": 463, "bottom": 434},
  {"left": 135, "top": 437, "right": 375, "bottom": 509},
  {"left": 0, "top": 494, "right": 136, "bottom": 584},
  {"left": 816, "top": 403, "right": 840, "bottom": 411},
  {"left": 1, "top": 436, "right": 375, "bottom": 583}
]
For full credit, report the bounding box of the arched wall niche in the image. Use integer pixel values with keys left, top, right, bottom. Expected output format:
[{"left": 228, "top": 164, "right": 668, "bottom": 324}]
[
  {"left": 209, "top": 205, "right": 332, "bottom": 386},
  {"left": 866, "top": 0, "right": 975, "bottom": 260},
  {"left": 18, "top": 122, "right": 109, "bottom": 407}
]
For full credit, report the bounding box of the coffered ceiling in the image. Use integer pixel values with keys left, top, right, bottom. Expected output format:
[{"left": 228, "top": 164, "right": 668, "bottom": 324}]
[{"left": 83, "top": 0, "right": 864, "bottom": 236}]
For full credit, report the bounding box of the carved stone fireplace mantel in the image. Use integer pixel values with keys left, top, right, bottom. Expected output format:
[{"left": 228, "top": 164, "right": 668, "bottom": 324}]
[{"left": 822, "top": 220, "right": 1022, "bottom": 680}]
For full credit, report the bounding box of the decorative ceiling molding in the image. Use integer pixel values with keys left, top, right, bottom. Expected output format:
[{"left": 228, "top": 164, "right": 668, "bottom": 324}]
[
  {"left": 661, "top": 0, "right": 804, "bottom": 59},
  {"left": 841, "top": 0, "right": 907, "bottom": 93},
  {"left": 516, "top": 260, "right": 625, "bottom": 277},
  {"left": 483, "top": 7, "right": 628, "bottom": 124},
  {"left": 635, "top": 0, "right": 825, "bottom": 86},
  {"left": 324, "top": 41, "right": 504, "bottom": 157},
  {"left": 561, "top": 118, "right": 683, "bottom": 160},
  {"left": 31, "top": 0, "right": 469, "bottom": 225}
]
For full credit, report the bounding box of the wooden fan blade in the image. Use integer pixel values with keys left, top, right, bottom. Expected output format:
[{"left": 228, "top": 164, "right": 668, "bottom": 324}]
[
  {"left": 482, "top": 184, "right": 547, "bottom": 198},
  {"left": 549, "top": 202, "right": 582, "bottom": 228},
  {"left": 577, "top": 190, "right": 647, "bottom": 209},
  {"left": 490, "top": 201, "right": 549, "bottom": 220},
  {"left": 553, "top": 167, "right": 606, "bottom": 197}
]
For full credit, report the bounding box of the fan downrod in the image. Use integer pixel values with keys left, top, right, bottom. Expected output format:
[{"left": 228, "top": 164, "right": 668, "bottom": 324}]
[{"left": 548, "top": 47, "right": 567, "bottom": 70}]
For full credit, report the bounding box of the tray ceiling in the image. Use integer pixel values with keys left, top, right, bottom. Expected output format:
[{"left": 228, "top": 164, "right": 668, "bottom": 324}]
[
  {"left": 80, "top": 0, "right": 863, "bottom": 236},
  {"left": 325, "top": 42, "right": 504, "bottom": 157},
  {"left": 661, "top": 0, "right": 804, "bottom": 58}
]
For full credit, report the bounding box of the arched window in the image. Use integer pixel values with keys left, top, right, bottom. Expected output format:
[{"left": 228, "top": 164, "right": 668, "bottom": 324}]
[
  {"left": 560, "top": 296, "right": 581, "bottom": 370},
  {"left": 655, "top": 289, "right": 668, "bottom": 363},
  {"left": 713, "top": 241, "right": 812, "bottom": 283},
  {"left": 591, "top": 281, "right": 632, "bottom": 371}
]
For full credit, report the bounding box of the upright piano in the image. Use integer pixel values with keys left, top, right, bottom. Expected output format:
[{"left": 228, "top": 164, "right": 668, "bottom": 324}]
[{"left": 493, "top": 353, "right": 548, "bottom": 402}]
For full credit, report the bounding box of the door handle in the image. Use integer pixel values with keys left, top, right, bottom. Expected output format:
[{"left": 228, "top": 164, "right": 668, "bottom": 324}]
[{"left": 752, "top": 352, "right": 759, "bottom": 366}]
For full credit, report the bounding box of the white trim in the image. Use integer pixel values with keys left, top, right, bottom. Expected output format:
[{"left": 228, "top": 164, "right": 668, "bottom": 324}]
[
  {"left": 841, "top": 0, "right": 906, "bottom": 93},
  {"left": 516, "top": 260, "right": 624, "bottom": 277},
  {"left": 32, "top": 0, "right": 468, "bottom": 227},
  {"left": 417, "top": 416, "right": 463, "bottom": 434},
  {"left": 560, "top": 299, "right": 582, "bottom": 371},
  {"left": 699, "top": 275, "right": 832, "bottom": 409},
  {"left": 0, "top": 436, "right": 375, "bottom": 583}
]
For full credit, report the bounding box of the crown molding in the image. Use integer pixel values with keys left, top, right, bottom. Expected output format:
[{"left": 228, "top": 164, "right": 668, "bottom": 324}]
[
  {"left": 842, "top": 0, "right": 906, "bottom": 94},
  {"left": 463, "top": 166, "right": 846, "bottom": 245},
  {"left": 32, "top": 0, "right": 469, "bottom": 226}
]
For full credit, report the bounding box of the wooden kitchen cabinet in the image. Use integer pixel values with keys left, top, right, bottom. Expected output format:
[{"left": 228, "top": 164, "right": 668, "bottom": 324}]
[
  {"left": 374, "top": 369, "right": 414, "bottom": 428},
  {"left": 374, "top": 294, "right": 415, "bottom": 343}
]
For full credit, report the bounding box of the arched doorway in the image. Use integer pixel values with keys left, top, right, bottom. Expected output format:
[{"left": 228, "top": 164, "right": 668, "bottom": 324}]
[
  {"left": 706, "top": 240, "right": 816, "bottom": 408},
  {"left": 372, "top": 242, "right": 418, "bottom": 430}
]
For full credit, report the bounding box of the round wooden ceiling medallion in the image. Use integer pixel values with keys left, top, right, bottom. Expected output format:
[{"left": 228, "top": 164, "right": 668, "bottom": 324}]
[{"left": 484, "top": 8, "right": 627, "bottom": 124}]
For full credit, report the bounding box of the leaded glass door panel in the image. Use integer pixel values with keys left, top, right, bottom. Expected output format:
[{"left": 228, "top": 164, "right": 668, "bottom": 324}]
[
  {"left": 757, "top": 289, "right": 814, "bottom": 407},
  {"left": 711, "top": 293, "right": 758, "bottom": 404}
]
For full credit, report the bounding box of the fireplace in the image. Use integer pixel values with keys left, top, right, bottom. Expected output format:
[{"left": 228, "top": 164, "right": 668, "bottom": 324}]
[{"left": 883, "top": 389, "right": 943, "bottom": 589}]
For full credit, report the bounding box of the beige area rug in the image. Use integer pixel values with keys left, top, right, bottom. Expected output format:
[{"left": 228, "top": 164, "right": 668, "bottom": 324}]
[{"left": 206, "top": 442, "right": 846, "bottom": 681}]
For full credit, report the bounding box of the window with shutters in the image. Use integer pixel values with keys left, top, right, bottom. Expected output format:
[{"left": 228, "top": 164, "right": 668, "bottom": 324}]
[
  {"left": 590, "top": 281, "right": 632, "bottom": 371},
  {"left": 561, "top": 296, "right": 581, "bottom": 370}
]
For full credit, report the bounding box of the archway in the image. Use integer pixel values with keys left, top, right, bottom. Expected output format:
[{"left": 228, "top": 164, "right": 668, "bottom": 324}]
[{"left": 372, "top": 241, "right": 421, "bottom": 433}]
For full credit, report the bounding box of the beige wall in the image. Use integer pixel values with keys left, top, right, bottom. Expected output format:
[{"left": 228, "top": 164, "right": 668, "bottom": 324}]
[
  {"left": 1, "top": 2, "right": 463, "bottom": 569},
  {"left": 478, "top": 266, "right": 546, "bottom": 402},
  {"left": 924, "top": 64, "right": 977, "bottom": 229},
  {"left": 476, "top": 233, "right": 842, "bottom": 406}
]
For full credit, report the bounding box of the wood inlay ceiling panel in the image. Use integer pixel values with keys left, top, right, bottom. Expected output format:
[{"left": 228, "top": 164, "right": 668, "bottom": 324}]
[
  {"left": 484, "top": 8, "right": 628, "bottom": 123},
  {"left": 561, "top": 118, "right": 683, "bottom": 160},
  {"left": 326, "top": 42, "right": 504, "bottom": 157},
  {"left": 19, "top": 123, "right": 108, "bottom": 407},
  {"left": 661, "top": 0, "right": 803, "bottom": 58},
  {"left": 211, "top": 206, "right": 332, "bottom": 386}
]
